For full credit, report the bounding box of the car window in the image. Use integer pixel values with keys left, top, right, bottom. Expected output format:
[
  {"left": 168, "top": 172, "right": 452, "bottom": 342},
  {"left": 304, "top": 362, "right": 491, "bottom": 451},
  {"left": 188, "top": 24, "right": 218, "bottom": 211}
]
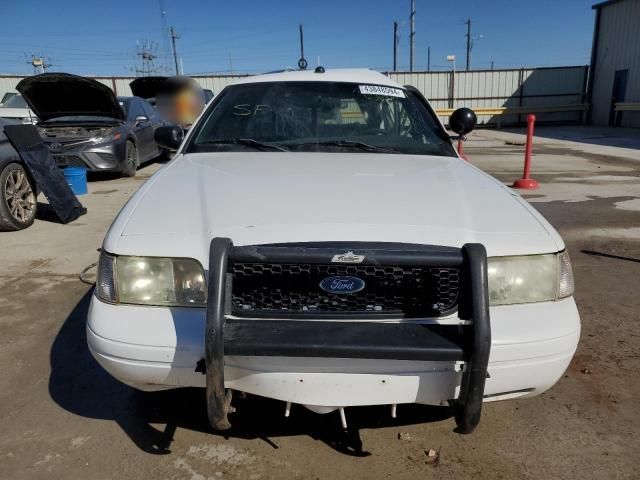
[
  {"left": 2, "top": 95, "right": 28, "bottom": 108},
  {"left": 1, "top": 92, "right": 17, "bottom": 104},
  {"left": 126, "top": 99, "right": 145, "bottom": 121},
  {"left": 188, "top": 81, "right": 455, "bottom": 156},
  {"left": 140, "top": 100, "right": 156, "bottom": 119}
]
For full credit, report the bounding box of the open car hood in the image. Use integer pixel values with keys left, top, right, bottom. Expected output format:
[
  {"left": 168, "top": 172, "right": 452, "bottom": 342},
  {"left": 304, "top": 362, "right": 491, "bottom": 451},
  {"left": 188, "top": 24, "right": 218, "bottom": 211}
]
[
  {"left": 16, "top": 73, "right": 124, "bottom": 122},
  {"left": 129, "top": 76, "right": 168, "bottom": 99}
]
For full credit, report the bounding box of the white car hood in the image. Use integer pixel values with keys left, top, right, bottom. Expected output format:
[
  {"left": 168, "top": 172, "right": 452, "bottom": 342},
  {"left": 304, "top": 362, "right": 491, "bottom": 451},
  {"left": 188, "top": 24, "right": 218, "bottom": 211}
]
[{"left": 106, "top": 152, "right": 563, "bottom": 259}]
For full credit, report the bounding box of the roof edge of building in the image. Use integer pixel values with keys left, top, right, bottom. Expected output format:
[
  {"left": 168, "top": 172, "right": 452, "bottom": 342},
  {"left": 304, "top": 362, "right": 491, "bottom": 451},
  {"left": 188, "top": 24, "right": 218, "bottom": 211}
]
[{"left": 592, "top": 0, "right": 628, "bottom": 10}]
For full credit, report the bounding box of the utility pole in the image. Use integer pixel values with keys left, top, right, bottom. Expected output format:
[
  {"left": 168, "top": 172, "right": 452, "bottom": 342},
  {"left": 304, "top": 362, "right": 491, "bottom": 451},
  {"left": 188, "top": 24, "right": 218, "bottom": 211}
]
[
  {"left": 393, "top": 21, "right": 398, "bottom": 72},
  {"left": 298, "top": 24, "right": 307, "bottom": 70},
  {"left": 169, "top": 26, "right": 180, "bottom": 75},
  {"left": 465, "top": 18, "right": 471, "bottom": 71},
  {"left": 491, "top": 60, "right": 494, "bottom": 70},
  {"left": 427, "top": 46, "right": 431, "bottom": 72},
  {"left": 409, "top": 0, "right": 415, "bottom": 72},
  {"left": 158, "top": 0, "right": 171, "bottom": 73}
]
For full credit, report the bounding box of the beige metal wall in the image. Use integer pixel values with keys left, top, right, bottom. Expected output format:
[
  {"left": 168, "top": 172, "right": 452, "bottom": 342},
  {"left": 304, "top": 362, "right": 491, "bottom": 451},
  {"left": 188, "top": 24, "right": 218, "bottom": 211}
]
[
  {"left": 1, "top": 67, "right": 587, "bottom": 126},
  {"left": 590, "top": 0, "right": 640, "bottom": 127},
  {"left": 390, "top": 66, "right": 588, "bottom": 125}
]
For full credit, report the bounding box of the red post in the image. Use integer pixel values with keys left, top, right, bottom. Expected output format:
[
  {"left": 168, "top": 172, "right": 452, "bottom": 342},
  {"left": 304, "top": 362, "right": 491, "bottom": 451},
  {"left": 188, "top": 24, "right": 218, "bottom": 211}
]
[
  {"left": 457, "top": 139, "right": 468, "bottom": 161},
  {"left": 512, "top": 114, "right": 539, "bottom": 189}
]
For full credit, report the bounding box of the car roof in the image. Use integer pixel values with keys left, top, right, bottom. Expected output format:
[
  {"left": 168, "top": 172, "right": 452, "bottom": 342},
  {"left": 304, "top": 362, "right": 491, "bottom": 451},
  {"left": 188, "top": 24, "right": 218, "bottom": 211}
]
[{"left": 230, "top": 68, "right": 402, "bottom": 88}]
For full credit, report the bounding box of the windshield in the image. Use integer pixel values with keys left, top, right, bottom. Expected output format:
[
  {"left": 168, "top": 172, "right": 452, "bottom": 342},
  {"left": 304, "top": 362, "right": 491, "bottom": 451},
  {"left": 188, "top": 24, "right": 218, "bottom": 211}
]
[
  {"left": 187, "top": 81, "right": 455, "bottom": 156},
  {"left": 2, "top": 95, "right": 28, "bottom": 108}
]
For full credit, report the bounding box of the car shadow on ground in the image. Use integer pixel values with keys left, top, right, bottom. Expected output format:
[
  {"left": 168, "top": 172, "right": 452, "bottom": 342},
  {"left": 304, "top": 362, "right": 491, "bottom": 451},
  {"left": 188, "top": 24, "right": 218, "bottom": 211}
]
[{"left": 49, "top": 289, "right": 454, "bottom": 457}]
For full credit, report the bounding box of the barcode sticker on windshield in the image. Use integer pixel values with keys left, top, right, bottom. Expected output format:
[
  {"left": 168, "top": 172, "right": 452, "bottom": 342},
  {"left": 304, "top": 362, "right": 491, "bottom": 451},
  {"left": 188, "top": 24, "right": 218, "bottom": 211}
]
[{"left": 359, "top": 85, "right": 405, "bottom": 98}]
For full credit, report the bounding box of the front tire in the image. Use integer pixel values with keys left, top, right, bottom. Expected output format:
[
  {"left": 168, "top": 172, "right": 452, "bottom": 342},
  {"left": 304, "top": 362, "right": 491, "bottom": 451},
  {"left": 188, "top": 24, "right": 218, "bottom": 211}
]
[
  {"left": 121, "top": 141, "right": 138, "bottom": 177},
  {"left": 0, "top": 162, "right": 37, "bottom": 231}
]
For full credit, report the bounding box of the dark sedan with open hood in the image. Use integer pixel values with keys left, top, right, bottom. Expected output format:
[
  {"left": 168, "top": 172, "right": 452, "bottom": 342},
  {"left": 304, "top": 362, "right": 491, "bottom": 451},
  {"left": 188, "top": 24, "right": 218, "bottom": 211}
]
[{"left": 17, "top": 73, "right": 165, "bottom": 177}]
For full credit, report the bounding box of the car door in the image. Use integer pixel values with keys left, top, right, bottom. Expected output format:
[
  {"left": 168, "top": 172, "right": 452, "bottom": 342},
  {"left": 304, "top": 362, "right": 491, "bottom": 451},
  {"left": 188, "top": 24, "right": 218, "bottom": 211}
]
[
  {"left": 141, "top": 100, "right": 163, "bottom": 157},
  {"left": 128, "top": 98, "right": 154, "bottom": 161}
]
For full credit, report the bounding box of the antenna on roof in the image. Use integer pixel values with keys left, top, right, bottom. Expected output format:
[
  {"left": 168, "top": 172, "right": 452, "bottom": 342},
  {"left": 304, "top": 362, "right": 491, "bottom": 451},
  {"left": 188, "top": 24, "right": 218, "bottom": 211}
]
[{"left": 298, "top": 24, "right": 307, "bottom": 70}]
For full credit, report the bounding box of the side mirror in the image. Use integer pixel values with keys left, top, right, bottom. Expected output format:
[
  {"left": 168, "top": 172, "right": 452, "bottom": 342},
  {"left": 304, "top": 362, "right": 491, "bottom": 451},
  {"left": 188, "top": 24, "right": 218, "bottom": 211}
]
[
  {"left": 134, "top": 115, "right": 149, "bottom": 125},
  {"left": 154, "top": 125, "right": 184, "bottom": 150},
  {"left": 449, "top": 108, "right": 477, "bottom": 136}
]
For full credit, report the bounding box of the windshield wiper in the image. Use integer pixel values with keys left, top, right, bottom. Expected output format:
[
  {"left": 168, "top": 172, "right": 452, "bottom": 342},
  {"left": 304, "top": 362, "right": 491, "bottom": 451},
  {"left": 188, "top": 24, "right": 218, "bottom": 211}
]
[
  {"left": 200, "top": 138, "right": 288, "bottom": 152},
  {"left": 288, "top": 140, "right": 398, "bottom": 153}
]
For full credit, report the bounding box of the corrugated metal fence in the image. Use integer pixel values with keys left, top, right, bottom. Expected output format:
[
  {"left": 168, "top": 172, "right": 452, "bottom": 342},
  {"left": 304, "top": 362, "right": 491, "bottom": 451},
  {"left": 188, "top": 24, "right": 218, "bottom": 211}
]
[
  {"left": 389, "top": 66, "right": 589, "bottom": 125},
  {"left": 1, "top": 66, "right": 588, "bottom": 126}
]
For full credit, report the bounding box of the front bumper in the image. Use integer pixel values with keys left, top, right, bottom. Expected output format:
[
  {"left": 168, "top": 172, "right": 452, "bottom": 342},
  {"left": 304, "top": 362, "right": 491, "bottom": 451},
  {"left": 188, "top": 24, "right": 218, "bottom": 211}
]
[
  {"left": 87, "top": 240, "right": 581, "bottom": 434},
  {"left": 48, "top": 141, "right": 124, "bottom": 172}
]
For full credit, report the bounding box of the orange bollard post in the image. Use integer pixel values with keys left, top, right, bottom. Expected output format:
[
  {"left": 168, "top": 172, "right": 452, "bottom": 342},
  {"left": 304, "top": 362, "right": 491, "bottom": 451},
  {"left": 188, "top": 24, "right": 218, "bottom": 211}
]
[
  {"left": 457, "top": 139, "right": 468, "bottom": 161},
  {"left": 512, "top": 114, "right": 539, "bottom": 189}
]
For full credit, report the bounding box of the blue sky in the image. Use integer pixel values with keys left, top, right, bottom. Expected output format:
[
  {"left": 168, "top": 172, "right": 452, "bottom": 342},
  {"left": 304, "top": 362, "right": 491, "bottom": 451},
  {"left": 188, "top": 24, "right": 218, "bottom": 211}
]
[{"left": 0, "top": 0, "right": 596, "bottom": 76}]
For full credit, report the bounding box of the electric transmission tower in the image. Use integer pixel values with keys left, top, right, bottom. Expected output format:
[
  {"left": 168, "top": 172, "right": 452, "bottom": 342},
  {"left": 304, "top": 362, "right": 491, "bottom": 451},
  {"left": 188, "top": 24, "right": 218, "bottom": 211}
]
[
  {"left": 131, "top": 41, "right": 166, "bottom": 76},
  {"left": 27, "top": 54, "right": 52, "bottom": 74}
]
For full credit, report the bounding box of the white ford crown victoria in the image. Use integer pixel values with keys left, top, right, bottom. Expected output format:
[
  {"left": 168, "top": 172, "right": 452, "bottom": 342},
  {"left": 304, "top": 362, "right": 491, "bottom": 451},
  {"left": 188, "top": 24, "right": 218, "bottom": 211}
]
[{"left": 87, "top": 68, "right": 579, "bottom": 433}]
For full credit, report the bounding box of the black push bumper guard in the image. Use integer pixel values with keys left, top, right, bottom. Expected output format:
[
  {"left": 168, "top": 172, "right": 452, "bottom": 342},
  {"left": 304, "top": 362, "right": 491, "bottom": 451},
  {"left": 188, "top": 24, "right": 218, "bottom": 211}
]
[{"left": 205, "top": 238, "right": 491, "bottom": 434}]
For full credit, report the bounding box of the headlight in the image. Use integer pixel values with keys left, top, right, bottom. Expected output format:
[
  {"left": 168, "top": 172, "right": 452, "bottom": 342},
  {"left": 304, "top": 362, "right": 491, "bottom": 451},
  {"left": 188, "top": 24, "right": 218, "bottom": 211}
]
[
  {"left": 96, "top": 252, "right": 206, "bottom": 307},
  {"left": 488, "top": 251, "right": 574, "bottom": 306}
]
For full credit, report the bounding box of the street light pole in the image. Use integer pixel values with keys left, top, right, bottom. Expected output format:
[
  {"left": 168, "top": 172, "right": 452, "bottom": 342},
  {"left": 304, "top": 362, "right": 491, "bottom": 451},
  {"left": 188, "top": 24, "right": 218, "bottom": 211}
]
[{"left": 447, "top": 54, "right": 456, "bottom": 108}]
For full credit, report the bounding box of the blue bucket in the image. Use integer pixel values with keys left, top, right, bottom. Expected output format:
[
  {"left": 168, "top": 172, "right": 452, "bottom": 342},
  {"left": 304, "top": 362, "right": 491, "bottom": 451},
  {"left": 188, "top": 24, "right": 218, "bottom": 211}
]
[{"left": 63, "top": 167, "right": 88, "bottom": 196}]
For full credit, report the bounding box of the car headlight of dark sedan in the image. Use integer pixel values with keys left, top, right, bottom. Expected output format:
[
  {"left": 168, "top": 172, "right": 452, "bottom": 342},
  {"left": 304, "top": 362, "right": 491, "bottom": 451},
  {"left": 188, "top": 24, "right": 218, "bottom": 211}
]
[{"left": 90, "top": 132, "right": 121, "bottom": 145}]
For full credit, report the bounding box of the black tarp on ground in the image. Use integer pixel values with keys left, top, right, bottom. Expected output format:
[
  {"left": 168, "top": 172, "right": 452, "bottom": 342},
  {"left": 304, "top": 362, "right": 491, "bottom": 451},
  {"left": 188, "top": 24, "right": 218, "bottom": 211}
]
[{"left": 3, "top": 124, "right": 86, "bottom": 224}]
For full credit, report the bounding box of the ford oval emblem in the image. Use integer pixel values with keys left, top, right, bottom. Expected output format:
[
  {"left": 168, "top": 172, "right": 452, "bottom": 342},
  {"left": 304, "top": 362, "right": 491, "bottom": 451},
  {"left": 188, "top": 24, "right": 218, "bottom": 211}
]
[{"left": 319, "top": 276, "right": 365, "bottom": 295}]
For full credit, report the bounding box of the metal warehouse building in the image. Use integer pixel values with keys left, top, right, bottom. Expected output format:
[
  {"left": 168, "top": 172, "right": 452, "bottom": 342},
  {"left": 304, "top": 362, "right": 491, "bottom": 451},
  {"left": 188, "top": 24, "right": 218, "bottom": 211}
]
[{"left": 588, "top": 0, "right": 640, "bottom": 127}]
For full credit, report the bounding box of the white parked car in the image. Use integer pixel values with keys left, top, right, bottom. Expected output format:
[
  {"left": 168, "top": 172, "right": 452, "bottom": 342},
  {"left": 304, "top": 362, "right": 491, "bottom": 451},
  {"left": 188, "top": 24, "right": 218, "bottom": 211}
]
[
  {"left": 87, "top": 68, "right": 580, "bottom": 434},
  {"left": 0, "top": 94, "right": 37, "bottom": 124}
]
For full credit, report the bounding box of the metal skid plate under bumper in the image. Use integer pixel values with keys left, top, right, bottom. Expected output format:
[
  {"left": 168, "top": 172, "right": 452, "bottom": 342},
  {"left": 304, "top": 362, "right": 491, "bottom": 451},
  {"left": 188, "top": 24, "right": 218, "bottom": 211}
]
[{"left": 205, "top": 238, "right": 491, "bottom": 434}]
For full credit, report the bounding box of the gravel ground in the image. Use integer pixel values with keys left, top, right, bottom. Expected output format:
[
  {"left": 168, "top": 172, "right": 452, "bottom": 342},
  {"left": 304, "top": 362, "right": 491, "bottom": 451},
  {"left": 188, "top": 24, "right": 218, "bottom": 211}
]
[{"left": 1, "top": 127, "right": 639, "bottom": 479}]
